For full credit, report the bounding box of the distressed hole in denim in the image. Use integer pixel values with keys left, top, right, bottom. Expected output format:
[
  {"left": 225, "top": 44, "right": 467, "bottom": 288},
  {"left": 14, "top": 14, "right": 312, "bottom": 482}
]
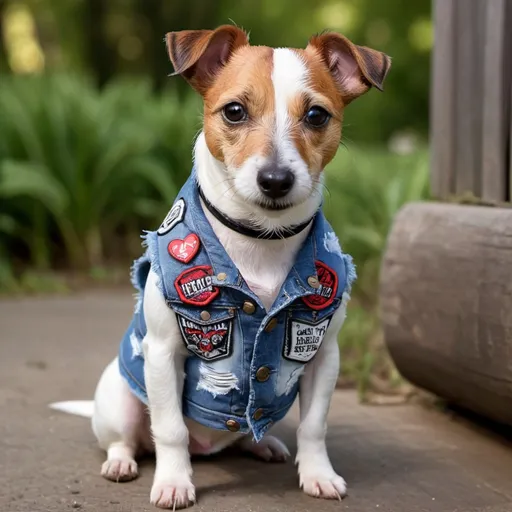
[
  {"left": 196, "top": 363, "right": 239, "bottom": 397},
  {"left": 130, "top": 331, "right": 143, "bottom": 360},
  {"left": 323, "top": 231, "right": 343, "bottom": 257},
  {"left": 276, "top": 365, "right": 305, "bottom": 396}
]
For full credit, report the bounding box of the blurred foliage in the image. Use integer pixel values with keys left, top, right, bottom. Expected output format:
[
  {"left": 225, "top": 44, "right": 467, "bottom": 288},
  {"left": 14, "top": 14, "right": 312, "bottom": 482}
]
[
  {"left": 324, "top": 147, "right": 430, "bottom": 393},
  {"left": 0, "top": 0, "right": 431, "bottom": 142},
  {"left": 0, "top": 74, "right": 200, "bottom": 271}
]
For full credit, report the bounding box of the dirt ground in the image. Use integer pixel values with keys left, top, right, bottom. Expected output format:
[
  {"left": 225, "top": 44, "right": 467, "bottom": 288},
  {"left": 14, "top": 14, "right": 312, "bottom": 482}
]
[{"left": 1, "top": 291, "right": 512, "bottom": 512}]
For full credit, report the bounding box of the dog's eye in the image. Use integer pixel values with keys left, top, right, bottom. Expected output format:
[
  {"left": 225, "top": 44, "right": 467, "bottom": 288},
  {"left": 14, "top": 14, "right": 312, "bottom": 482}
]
[
  {"left": 222, "top": 102, "right": 247, "bottom": 124},
  {"left": 304, "top": 106, "right": 331, "bottom": 128}
]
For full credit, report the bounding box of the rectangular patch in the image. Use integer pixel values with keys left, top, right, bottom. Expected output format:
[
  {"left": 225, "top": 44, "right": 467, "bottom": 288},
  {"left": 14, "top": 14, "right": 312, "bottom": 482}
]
[
  {"left": 177, "top": 314, "right": 233, "bottom": 362},
  {"left": 284, "top": 316, "right": 331, "bottom": 362}
]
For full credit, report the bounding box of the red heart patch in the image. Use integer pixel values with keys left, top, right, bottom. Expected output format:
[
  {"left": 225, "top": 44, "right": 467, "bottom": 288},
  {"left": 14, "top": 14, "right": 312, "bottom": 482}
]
[{"left": 168, "top": 234, "right": 200, "bottom": 263}]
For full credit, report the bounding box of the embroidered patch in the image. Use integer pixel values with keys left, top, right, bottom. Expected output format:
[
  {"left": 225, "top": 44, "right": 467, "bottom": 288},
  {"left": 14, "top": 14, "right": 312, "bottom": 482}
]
[
  {"left": 157, "top": 198, "right": 185, "bottom": 235},
  {"left": 284, "top": 316, "right": 331, "bottom": 362},
  {"left": 302, "top": 261, "right": 338, "bottom": 310},
  {"left": 175, "top": 265, "right": 219, "bottom": 306},
  {"left": 178, "top": 315, "right": 233, "bottom": 362},
  {"left": 168, "top": 233, "right": 200, "bottom": 263}
]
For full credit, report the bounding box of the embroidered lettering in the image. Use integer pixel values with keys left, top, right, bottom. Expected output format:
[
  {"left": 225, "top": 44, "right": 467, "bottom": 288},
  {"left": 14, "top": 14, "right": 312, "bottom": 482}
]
[
  {"left": 175, "top": 265, "right": 219, "bottom": 306},
  {"left": 284, "top": 316, "right": 331, "bottom": 362},
  {"left": 177, "top": 314, "right": 233, "bottom": 362}
]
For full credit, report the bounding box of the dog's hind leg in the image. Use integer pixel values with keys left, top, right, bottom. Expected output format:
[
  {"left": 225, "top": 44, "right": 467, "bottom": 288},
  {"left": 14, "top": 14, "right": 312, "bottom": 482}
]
[
  {"left": 92, "top": 357, "right": 152, "bottom": 482},
  {"left": 238, "top": 434, "right": 290, "bottom": 462}
]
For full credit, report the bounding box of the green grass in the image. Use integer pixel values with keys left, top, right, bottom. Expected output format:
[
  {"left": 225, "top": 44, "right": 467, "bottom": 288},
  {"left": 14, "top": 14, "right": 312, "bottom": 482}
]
[
  {"left": 0, "top": 74, "right": 430, "bottom": 395},
  {"left": 323, "top": 145, "right": 430, "bottom": 396}
]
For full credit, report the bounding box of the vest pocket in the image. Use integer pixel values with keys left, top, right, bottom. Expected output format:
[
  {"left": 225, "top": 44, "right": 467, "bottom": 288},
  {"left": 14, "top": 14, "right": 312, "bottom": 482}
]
[
  {"left": 283, "top": 304, "right": 338, "bottom": 363},
  {"left": 171, "top": 305, "right": 236, "bottom": 362}
]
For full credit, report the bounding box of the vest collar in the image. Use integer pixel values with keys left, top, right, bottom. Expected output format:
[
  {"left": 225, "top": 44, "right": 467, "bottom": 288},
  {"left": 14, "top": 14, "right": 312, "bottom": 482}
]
[
  {"left": 183, "top": 172, "right": 321, "bottom": 305},
  {"left": 197, "top": 185, "right": 316, "bottom": 240}
]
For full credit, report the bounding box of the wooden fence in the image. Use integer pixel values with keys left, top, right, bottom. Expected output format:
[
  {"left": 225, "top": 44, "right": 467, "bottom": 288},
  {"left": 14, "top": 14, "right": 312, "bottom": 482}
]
[{"left": 430, "top": 0, "right": 512, "bottom": 202}]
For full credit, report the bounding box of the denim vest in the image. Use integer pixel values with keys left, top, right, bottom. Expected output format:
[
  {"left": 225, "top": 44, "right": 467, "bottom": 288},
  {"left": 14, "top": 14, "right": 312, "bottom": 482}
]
[{"left": 119, "top": 172, "right": 356, "bottom": 441}]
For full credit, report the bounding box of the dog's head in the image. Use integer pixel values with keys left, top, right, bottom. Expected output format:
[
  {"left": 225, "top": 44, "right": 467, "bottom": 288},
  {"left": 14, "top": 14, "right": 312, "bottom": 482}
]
[{"left": 166, "top": 26, "right": 390, "bottom": 215}]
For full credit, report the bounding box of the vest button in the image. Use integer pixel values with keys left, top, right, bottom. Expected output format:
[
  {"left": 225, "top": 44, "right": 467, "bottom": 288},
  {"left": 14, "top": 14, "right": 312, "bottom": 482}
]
[
  {"left": 264, "top": 317, "right": 278, "bottom": 332},
  {"left": 225, "top": 419, "right": 240, "bottom": 432},
  {"left": 256, "top": 366, "right": 271, "bottom": 382},
  {"left": 253, "top": 408, "right": 264, "bottom": 421},
  {"left": 217, "top": 272, "right": 227, "bottom": 281},
  {"left": 242, "top": 301, "right": 256, "bottom": 315},
  {"left": 308, "top": 276, "right": 320, "bottom": 289},
  {"left": 200, "top": 310, "right": 211, "bottom": 321}
]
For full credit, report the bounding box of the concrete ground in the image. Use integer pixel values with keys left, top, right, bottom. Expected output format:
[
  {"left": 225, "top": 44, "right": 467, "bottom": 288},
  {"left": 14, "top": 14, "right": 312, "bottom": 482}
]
[{"left": 1, "top": 291, "right": 512, "bottom": 512}]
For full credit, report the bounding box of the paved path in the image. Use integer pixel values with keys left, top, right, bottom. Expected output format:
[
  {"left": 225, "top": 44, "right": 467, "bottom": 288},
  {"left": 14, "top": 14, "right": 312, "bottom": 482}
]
[{"left": 1, "top": 291, "right": 512, "bottom": 512}]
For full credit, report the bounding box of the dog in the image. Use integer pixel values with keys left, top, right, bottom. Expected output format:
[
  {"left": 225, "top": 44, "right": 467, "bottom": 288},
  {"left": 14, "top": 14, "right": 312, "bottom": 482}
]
[{"left": 51, "top": 25, "right": 390, "bottom": 509}]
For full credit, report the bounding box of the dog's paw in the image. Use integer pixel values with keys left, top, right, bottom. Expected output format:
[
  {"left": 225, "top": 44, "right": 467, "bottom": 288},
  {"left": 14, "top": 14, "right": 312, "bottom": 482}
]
[
  {"left": 300, "top": 470, "right": 347, "bottom": 500},
  {"left": 101, "top": 458, "right": 138, "bottom": 482},
  {"left": 150, "top": 480, "right": 196, "bottom": 509},
  {"left": 241, "top": 435, "right": 290, "bottom": 462}
]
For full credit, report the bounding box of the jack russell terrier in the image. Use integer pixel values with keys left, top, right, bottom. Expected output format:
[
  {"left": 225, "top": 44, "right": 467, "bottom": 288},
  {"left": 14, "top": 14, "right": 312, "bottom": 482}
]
[{"left": 51, "top": 25, "right": 390, "bottom": 509}]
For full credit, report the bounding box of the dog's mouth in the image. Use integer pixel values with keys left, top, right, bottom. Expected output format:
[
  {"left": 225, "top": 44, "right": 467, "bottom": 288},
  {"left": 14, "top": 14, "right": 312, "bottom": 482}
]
[{"left": 255, "top": 200, "right": 295, "bottom": 212}]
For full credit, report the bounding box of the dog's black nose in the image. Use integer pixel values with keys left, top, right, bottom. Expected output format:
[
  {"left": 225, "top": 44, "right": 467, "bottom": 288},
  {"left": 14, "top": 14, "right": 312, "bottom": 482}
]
[{"left": 257, "top": 167, "right": 295, "bottom": 199}]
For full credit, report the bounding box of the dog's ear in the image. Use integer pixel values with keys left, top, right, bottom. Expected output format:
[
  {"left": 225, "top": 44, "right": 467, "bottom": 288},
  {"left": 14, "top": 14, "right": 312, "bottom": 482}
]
[
  {"left": 307, "top": 32, "right": 391, "bottom": 104},
  {"left": 165, "top": 25, "right": 249, "bottom": 94}
]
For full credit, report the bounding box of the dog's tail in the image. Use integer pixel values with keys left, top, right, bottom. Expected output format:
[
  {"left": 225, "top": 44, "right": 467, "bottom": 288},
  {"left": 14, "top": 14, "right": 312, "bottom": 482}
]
[{"left": 49, "top": 400, "right": 94, "bottom": 419}]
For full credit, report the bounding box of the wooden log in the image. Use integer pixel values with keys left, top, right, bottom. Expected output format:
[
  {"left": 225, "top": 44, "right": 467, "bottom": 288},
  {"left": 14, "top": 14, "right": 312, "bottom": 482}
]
[{"left": 380, "top": 202, "right": 512, "bottom": 426}]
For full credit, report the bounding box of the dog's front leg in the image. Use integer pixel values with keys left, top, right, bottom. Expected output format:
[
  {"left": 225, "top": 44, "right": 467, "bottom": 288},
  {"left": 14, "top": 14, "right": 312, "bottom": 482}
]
[
  {"left": 142, "top": 270, "right": 195, "bottom": 509},
  {"left": 296, "top": 306, "right": 347, "bottom": 500}
]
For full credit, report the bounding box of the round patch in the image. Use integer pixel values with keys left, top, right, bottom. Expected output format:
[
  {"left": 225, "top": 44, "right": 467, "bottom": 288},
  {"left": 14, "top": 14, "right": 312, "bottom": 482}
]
[
  {"left": 302, "top": 261, "right": 338, "bottom": 310},
  {"left": 168, "top": 233, "right": 200, "bottom": 263},
  {"left": 157, "top": 198, "right": 185, "bottom": 236},
  {"left": 175, "top": 265, "right": 219, "bottom": 306}
]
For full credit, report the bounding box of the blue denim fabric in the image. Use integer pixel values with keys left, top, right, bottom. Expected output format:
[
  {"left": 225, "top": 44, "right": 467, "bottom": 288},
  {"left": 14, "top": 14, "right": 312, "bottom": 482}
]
[{"left": 119, "top": 170, "right": 356, "bottom": 441}]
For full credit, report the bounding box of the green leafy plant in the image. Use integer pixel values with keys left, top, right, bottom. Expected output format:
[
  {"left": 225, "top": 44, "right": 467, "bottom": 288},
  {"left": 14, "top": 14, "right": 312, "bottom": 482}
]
[
  {"left": 323, "top": 145, "right": 430, "bottom": 394},
  {"left": 0, "top": 74, "right": 201, "bottom": 270}
]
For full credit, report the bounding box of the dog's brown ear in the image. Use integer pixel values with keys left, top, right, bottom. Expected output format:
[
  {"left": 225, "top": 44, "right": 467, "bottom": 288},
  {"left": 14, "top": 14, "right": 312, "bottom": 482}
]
[
  {"left": 307, "top": 32, "right": 391, "bottom": 104},
  {"left": 166, "top": 25, "right": 249, "bottom": 94}
]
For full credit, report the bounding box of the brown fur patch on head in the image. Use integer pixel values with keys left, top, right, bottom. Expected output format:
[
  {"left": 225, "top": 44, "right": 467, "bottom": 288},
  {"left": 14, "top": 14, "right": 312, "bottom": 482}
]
[
  {"left": 202, "top": 45, "right": 275, "bottom": 168},
  {"left": 285, "top": 48, "right": 344, "bottom": 173}
]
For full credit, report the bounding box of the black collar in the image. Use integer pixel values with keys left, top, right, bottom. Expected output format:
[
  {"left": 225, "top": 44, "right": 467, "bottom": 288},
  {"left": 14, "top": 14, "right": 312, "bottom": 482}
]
[{"left": 197, "top": 186, "right": 315, "bottom": 240}]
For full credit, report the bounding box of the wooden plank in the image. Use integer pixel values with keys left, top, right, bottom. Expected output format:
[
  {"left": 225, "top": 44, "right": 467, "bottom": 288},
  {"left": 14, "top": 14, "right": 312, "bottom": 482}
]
[
  {"left": 380, "top": 202, "right": 512, "bottom": 427},
  {"left": 481, "top": 0, "right": 510, "bottom": 201},
  {"left": 454, "top": 0, "right": 485, "bottom": 196},
  {"left": 430, "top": 0, "right": 456, "bottom": 199}
]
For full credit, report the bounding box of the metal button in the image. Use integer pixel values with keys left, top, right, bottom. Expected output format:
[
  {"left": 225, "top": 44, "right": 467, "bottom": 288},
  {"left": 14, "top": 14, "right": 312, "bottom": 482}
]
[
  {"left": 243, "top": 301, "right": 256, "bottom": 315},
  {"left": 217, "top": 272, "right": 227, "bottom": 281},
  {"left": 253, "top": 408, "right": 264, "bottom": 421},
  {"left": 200, "top": 310, "right": 211, "bottom": 321},
  {"left": 308, "top": 276, "right": 320, "bottom": 289},
  {"left": 256, "top": 366, "right": 271, "bottom": 382},
  {"left": 225, "top": 419, "right": 240, "bottom": 432},
  {"left": 264, "top": 317, "right": 278, "bottom": 332}
]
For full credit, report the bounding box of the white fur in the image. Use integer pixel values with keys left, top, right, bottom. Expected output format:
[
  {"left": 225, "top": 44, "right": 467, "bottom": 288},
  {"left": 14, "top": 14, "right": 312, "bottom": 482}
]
[
  {"left": 271, "top": 48, "right": 314, "bottom": 201},
  {"left": 233, "top": 49, "right": 315, "bottom": 212},
  {"left": 53, "top": 52, "right": 347, "bottom": 508},
  {"left": 49, "top": 400, "right": 94, "bottom": 418},
  {"left": 195, "top": 132, "right": 322, "bottom": 236}
]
